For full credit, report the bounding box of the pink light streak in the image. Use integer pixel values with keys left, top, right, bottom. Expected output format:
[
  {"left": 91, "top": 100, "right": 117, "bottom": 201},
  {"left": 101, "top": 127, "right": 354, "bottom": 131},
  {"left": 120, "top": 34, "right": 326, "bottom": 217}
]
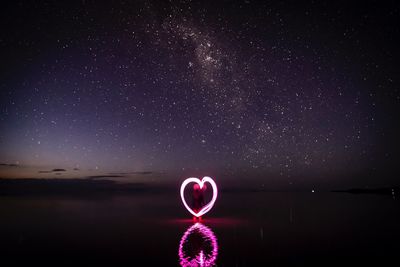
[
  {"left": 180, "top": 176, "right": 218, "bottom": 218},
  {"left": 178, "top": 223, "right": 218, "bottom": 267}
]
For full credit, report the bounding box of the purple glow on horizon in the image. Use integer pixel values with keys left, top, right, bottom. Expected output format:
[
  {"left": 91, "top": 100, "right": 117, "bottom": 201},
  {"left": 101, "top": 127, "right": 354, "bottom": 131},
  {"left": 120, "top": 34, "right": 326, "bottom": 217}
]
[
  {"left": 180, "top": 176, "right": 218, "bottom": 218},
  {"left": 179, "top": 223, "right": 218, "bottom": 267}
]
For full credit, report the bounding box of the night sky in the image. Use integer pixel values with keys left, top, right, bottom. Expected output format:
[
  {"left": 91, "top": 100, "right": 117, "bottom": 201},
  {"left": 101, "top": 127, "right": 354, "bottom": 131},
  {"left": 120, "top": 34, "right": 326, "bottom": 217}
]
[{"left": 1, "top": 1, "right": 399, "bottom": 188}]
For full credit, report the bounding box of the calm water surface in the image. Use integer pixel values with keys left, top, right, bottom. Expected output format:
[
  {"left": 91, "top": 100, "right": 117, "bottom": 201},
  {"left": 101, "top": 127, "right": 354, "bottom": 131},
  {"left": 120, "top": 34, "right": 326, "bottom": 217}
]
[{"left": 1, "top": 192, "right": 399, "bottom": 266}]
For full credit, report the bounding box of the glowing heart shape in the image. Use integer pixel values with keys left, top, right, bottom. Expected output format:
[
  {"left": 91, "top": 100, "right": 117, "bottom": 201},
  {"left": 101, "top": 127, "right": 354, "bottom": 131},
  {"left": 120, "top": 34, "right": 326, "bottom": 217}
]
[{"left": 180, "top": 176, "right": 218, "bottom": 217}]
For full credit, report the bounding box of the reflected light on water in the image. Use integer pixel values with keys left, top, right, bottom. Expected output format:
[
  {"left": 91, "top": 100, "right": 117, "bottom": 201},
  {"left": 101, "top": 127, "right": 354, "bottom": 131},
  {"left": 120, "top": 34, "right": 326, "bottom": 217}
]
[{"left": 178, "top": 223, "right": 218, "bottom": 267}]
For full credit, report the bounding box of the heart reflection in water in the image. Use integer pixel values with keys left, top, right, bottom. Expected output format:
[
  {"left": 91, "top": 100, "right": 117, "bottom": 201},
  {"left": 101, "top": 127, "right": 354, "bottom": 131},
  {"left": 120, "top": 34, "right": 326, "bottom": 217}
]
[{"left": 178, "top": 223, "right": 218, "bottom": 267}]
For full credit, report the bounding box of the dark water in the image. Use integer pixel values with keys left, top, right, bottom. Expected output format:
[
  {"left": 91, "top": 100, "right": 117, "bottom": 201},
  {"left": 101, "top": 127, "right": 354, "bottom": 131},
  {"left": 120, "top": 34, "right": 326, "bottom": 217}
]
[{"left": 0, "top": 192, "right": 399, "bottom": 266}]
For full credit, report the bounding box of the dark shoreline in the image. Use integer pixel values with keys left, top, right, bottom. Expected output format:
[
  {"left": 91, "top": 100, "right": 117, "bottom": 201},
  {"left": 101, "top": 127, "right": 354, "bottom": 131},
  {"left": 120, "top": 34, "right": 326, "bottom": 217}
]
[
  {"left": 0, "top": 178, "right": 148, "bottom": 196},
  {"left": 332, "top": 187, "right": 398, "bottom": 196}
]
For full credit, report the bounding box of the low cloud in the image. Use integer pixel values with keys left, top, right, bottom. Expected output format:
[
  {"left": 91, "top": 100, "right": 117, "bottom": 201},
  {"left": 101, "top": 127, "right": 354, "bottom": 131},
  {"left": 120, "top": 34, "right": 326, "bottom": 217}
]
[
  {"left": 38, "top": 168, "right": 67, "bottom": 173},
  {"left": 0, "top": 163, "right": 20, "bottom": 167}
]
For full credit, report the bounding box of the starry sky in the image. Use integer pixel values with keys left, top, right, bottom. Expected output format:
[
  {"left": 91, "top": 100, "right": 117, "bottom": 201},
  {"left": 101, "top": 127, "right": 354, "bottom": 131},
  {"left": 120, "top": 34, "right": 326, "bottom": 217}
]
[{"left": 1, "top": 1, "right": 399, "bottom": 188}]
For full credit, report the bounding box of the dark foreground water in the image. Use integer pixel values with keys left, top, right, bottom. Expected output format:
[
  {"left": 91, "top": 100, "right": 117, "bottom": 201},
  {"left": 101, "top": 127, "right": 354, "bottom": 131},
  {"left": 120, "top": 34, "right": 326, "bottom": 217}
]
[{"left": 0, "top": 192, "right": 399, "bottom": 266}]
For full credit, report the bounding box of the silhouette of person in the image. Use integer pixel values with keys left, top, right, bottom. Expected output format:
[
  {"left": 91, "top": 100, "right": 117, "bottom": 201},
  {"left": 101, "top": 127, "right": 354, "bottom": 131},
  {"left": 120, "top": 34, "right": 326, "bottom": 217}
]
[{"left": 192, "top": 183, "right": 206, "bottom": 213}]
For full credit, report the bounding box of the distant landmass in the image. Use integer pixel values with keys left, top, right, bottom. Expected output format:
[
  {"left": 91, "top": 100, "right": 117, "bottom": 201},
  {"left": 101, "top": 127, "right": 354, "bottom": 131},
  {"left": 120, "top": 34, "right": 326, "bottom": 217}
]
[
  {"left": 0, "top": 178, "right": 148, "bottom": 196},
  {"left": 332, "top": 187, "right": 398, "bottom": 196}
]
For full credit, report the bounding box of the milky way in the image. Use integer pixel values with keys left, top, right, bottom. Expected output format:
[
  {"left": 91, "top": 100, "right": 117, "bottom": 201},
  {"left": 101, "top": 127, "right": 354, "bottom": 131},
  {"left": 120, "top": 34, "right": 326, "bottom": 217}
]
[{"left": 1, "top": 1, "right": 399, "bottom": 186}]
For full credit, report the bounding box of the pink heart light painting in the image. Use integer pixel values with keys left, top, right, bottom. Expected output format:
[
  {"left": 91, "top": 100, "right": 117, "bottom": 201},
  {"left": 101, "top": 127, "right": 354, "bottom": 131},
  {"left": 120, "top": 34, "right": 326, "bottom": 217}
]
[{"left": 180, "top": 176, "right": 218, "bottom": 217}]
